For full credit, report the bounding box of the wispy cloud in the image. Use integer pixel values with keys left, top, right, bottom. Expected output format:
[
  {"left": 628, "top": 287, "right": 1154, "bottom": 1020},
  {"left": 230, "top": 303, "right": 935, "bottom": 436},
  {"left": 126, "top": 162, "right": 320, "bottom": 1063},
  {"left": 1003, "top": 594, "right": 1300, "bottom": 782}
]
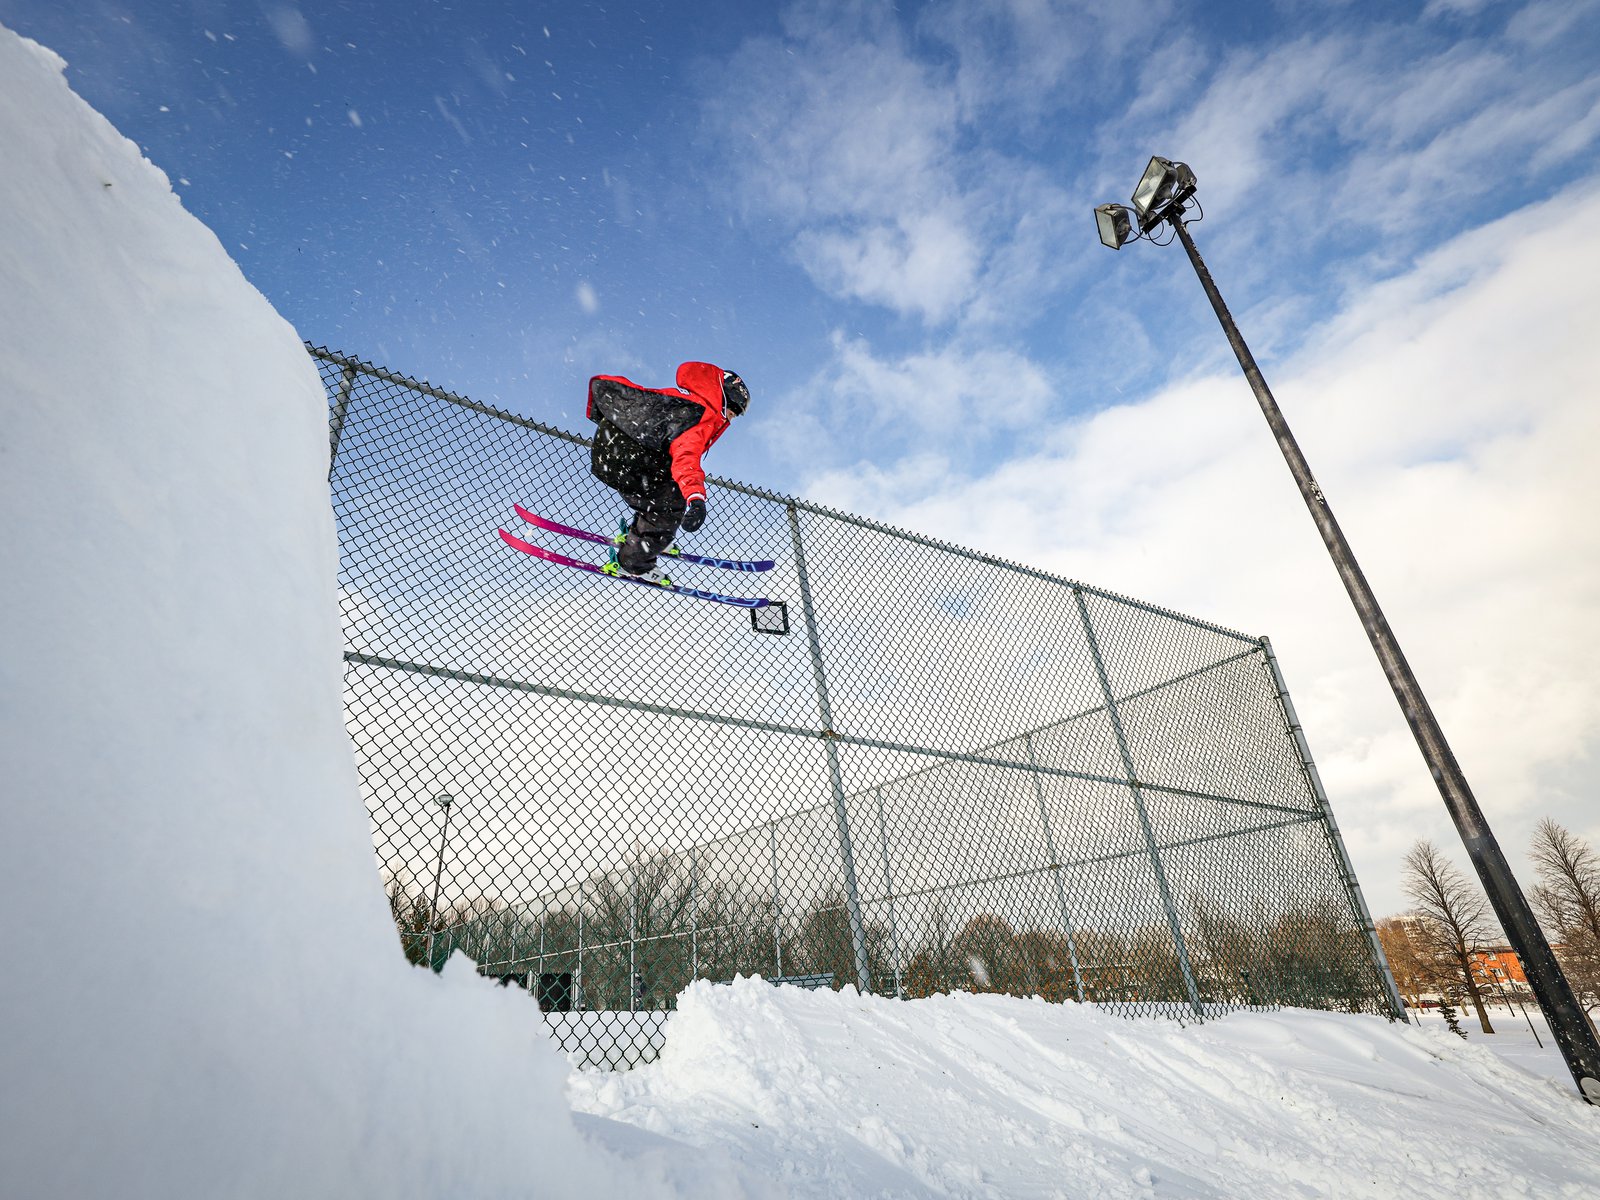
[
  {"left": 766, "top": 333, "right": 1058, "bottom": 474},
  {"left": 704, "top": 0, "right": 1086, "bottom": 329},
  {"left": 710, "top": 0, "right": 1600, "bottom": 338},
  {"left": 1123, "top": 5, "right": 1600, "bottom": 288},
  {"left": 918, "top": 0, "right": 1174, "bottom": 121},
  {"left": 793, "top": 208, "right": 981, "bottom": 325}
]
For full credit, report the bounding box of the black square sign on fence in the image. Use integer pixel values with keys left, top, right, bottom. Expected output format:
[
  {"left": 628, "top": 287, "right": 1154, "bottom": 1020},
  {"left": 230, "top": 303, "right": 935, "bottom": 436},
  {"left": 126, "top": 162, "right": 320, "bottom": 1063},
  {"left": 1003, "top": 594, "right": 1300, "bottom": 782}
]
[{"left": 751, "top": 600, "right": 789, "bottom": 636}]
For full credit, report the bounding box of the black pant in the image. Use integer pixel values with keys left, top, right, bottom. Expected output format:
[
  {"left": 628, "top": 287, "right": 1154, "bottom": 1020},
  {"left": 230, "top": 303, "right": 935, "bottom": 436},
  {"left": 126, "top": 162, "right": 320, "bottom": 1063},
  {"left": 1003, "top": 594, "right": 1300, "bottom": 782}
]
[
  {"left": 615, "top": 486, "right": 685, "bottom": 573},
  {"left": 591, "top": 418, "right": 686, "bottom": 572}
]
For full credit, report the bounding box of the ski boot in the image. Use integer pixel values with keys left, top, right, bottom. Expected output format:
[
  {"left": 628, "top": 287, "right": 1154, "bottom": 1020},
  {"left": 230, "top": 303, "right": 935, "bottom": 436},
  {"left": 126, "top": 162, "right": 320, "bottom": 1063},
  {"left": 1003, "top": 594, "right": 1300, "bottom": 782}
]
[{"left": 603, "top": 544, "right": 672, "bottom": 587}]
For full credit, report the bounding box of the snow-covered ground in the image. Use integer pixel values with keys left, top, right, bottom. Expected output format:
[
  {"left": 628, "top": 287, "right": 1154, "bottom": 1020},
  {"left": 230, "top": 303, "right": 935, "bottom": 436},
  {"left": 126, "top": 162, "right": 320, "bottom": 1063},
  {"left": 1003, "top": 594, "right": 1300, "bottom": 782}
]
[
  {"left": 574, "top": 981, "right": 1600, "bottom": 1198},
  {"left": 2, "top": 20, "right": 1597, "bottom": 1199},
  {"left": 1405, "top": 1004, "right": 1572, "bottom": 1088}
]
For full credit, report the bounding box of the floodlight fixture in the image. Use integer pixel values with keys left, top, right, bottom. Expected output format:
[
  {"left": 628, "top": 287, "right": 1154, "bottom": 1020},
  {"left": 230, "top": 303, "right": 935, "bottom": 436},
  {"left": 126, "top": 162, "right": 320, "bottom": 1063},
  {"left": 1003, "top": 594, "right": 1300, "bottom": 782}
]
[
  {"left": 1129, "top": 156, "right": 1197, "bottom": 229},
  {"left": 1095, "top": 203, "right": 1133, "bottom": 250}
]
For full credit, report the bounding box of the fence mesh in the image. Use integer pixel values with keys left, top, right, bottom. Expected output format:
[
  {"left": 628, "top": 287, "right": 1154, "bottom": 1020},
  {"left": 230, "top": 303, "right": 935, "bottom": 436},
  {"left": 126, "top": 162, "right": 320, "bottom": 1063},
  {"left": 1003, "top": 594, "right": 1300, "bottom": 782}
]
[{"left": 316, "top": 344, "right": 1402, "bottom": 1069}]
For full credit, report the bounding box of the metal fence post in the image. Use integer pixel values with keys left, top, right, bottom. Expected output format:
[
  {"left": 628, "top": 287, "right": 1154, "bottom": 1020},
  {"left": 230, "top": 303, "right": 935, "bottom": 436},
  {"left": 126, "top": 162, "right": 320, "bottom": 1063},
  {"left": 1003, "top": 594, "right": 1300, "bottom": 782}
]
[
  {"left": 1260, "top": 637, "right": 1407, "bottom": 1018},
  {"left": 1072, "top": 587, "right": 1204, "bottom": 1017},
  {"left": 768, "top": 822, "right": 784, "bottom": 978},
  {"left": 1024, "top": 734, "right": 1086, "bottom": 1002},
  {"left": 327, "top": 363, "right": 358, "bottom": 480},
  {"left": 786, "top": 502, "right": 874, "bottom": 994},
  {"left": 690, "top": 847, "right": 700, "bottom": 981},
  {"left": 872, "top": 788, "right": 905, "bottom": 997}
]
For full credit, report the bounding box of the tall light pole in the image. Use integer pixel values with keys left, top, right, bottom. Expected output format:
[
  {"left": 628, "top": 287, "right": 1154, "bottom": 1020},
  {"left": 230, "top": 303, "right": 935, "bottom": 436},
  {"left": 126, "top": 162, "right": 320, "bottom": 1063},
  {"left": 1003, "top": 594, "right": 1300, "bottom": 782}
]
[
  {"left": 1096, "top": 157, "right": 1600, "bottom": 1106},
  {"left": 424, "top": 792, "right": 455, "bottom": 971}
]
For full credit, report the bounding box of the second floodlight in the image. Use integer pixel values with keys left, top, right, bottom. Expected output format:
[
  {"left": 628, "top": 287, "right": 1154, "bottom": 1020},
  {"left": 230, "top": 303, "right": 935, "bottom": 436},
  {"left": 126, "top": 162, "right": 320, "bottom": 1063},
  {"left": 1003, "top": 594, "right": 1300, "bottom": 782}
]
[{"left": 1095, "top": 203, "right": 1133, "bottom": 250}]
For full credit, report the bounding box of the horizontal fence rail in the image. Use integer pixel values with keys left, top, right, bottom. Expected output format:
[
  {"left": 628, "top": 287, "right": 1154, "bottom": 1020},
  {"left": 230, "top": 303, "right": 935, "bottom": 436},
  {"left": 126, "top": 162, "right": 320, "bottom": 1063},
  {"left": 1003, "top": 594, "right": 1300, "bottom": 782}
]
[{"left": 314, "top": 343, "right": 1402, "bottom": 1068}]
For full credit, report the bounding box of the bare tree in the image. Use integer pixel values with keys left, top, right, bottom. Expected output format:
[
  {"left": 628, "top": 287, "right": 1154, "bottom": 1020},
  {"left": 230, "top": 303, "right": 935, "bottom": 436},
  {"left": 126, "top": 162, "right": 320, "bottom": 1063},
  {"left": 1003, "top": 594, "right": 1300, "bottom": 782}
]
[
  {"left": 1402, "top": 840, "right": 1495, "bottom": 1034},
  {"left": 388, "top": 881, "right": 435, "bottom": 967},
  {"left": 952, "top": 914, "right": 1023, "bottom": 995},
  {"left": 1376, "top": 917, "right": 1434, "bottom": 1014},
  {"left": 902, "top": 901, "right": 966, "bottom": 998},
  {"left": 1529, "top": 819, "right": 1600, "bottom": 1021}
]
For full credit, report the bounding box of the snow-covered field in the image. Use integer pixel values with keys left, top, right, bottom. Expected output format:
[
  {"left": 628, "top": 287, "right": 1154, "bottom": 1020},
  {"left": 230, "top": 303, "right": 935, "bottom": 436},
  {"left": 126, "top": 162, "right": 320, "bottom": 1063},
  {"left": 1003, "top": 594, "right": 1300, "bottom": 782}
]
[{"left": 2, "top": 20, "right": 1597, "bottom": 1198}]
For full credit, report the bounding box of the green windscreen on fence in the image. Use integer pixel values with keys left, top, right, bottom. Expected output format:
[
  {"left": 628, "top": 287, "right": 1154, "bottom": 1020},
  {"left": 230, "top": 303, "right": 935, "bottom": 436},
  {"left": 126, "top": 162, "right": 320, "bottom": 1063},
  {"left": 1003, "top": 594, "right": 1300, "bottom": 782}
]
[{"left": 315, "top": 344, "right": 1403, "bottom": 1069}]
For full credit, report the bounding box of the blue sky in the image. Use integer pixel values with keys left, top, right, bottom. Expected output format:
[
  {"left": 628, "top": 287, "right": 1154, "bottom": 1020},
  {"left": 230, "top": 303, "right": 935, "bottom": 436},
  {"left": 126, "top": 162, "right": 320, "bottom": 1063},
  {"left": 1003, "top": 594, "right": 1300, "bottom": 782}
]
[{"left": 6, "top": 0, "right": 1600, "bottom": 913}]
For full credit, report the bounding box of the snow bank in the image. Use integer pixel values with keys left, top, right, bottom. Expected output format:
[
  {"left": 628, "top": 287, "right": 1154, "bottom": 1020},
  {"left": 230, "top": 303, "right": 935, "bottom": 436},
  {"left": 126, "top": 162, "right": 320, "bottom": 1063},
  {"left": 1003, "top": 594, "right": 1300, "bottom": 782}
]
[
  {"left": 0, "top": 25, "right": 752, "bottom": 1200},
  {"left": 575, "top": 978, "right": 1600, "bottom": 1198}
]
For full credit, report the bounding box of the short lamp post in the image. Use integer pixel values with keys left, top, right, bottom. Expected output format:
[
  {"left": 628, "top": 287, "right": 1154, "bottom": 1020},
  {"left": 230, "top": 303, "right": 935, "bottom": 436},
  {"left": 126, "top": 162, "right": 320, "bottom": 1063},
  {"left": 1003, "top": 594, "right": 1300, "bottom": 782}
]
[
  {"left": 1096, "top": 157, "right": 1600, "bottom": 1106},
  {"left": 424, "top": 793, "right": 455, "bottom": 970}
]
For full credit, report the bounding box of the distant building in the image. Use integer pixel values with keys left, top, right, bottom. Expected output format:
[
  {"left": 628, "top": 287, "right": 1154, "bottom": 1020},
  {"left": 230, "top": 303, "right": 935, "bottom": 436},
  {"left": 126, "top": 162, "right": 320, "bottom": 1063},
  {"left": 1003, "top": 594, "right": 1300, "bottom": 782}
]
[{"left": 1470, "top": 945, "right": 1528, "bottom": 987}]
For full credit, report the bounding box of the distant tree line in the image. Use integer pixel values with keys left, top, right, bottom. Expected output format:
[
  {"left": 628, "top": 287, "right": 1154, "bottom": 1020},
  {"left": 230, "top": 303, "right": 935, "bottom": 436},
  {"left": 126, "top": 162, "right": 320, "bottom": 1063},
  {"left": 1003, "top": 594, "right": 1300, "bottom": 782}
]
[
  {"left": 383, "top": 847, "right": 1391, "bottom": 1015},
  {"left": 892, "top": 895, "right": 1380, "bottom": 1011}
]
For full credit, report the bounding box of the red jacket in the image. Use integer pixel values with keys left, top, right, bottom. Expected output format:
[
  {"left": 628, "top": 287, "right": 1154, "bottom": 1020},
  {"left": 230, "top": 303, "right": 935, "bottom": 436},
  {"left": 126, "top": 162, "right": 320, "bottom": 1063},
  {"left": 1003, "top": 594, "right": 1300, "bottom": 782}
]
[{"left": 586, "top": 361, "right": 731, "bottom": 502}]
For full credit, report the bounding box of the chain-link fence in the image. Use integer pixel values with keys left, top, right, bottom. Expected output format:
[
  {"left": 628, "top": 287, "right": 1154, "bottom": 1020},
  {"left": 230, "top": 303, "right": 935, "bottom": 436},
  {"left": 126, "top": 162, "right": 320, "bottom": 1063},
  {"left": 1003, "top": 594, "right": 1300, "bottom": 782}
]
[{"left": 315, "top": 344, "right": 1404, "bottom": 1068}]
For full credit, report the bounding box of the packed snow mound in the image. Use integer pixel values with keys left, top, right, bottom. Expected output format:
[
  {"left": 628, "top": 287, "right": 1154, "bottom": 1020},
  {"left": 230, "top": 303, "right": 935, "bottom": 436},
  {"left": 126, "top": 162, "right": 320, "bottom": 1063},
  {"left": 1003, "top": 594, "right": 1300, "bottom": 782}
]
[
  {"left": 575, "top": 978, "right": 1600, "bottom": 1198},
  {"left": 0, "top": 24, "right": 754, "bottom": 1200}
]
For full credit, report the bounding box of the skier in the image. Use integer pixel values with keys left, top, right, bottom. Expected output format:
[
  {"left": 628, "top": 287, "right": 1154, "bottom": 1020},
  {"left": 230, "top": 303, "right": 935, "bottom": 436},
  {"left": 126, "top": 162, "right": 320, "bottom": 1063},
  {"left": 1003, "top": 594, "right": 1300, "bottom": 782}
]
[{"left": 586, "top": 361, "right": 751, "bottom": 585}]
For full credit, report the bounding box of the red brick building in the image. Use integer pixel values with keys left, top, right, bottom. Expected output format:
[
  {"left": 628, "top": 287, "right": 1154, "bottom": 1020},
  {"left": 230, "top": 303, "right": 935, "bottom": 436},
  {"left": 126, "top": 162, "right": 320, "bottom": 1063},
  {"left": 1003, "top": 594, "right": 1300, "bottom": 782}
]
[{"left": 1470, "top": 946, "right": 1528, "bottom": 987}]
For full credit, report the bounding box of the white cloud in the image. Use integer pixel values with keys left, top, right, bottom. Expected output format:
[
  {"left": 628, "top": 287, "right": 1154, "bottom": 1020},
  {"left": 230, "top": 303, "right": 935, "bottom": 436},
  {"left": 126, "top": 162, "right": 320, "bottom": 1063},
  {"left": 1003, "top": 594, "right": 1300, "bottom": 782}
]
[
  {"left": 919, "top": 0, "right": 1173, "bottom": 119},
  {"left": 794, "top": 209, "right": 981, "bottom": 324},
  {"left": 705, "top": 0, "right": 1081, "bottom": 329},
  {"left": 780, "top": 333, "right": 1056, "bottom": 463},
  {"left": 1123, "top": 33, "right": 1210, "bottom": 124},
  {"left": 716, "top": 8, "right": 958, "bottom": 223},
  {"left": 1527, "top": 88, "right": 1600, "bottom": 174},
  {"left": 1131, "top": 10, "right": 1600, "bottom": 262},
  {"left": 1422, "top": 0, "right": 1505, "bottom": 16},
  {"left": 709, "top": 0, "right": 1600, "bottom": 351},
  {"left": 1506, "top": 0, "right": 1600, "bottom": 47},
  {"left": 1334, "top": 75, "right": 1600, "bottom": 233},
  {"left": 800, "top": 179, "right": 1600, "bottom": 917}
]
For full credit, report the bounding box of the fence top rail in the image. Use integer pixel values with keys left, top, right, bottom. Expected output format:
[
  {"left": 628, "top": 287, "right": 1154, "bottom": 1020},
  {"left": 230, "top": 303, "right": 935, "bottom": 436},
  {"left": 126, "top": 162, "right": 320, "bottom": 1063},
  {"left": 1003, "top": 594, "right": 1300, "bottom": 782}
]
[{"left": 310, "top": 343, "right": 1259, "bottom": 646}]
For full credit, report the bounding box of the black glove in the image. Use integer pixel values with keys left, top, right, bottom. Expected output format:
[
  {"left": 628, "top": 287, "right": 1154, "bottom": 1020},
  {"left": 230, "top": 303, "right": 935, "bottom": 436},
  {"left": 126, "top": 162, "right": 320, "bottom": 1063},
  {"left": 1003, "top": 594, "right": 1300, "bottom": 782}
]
[{"left": 681, "top": 496, "right": 707, "bottom": 533}]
